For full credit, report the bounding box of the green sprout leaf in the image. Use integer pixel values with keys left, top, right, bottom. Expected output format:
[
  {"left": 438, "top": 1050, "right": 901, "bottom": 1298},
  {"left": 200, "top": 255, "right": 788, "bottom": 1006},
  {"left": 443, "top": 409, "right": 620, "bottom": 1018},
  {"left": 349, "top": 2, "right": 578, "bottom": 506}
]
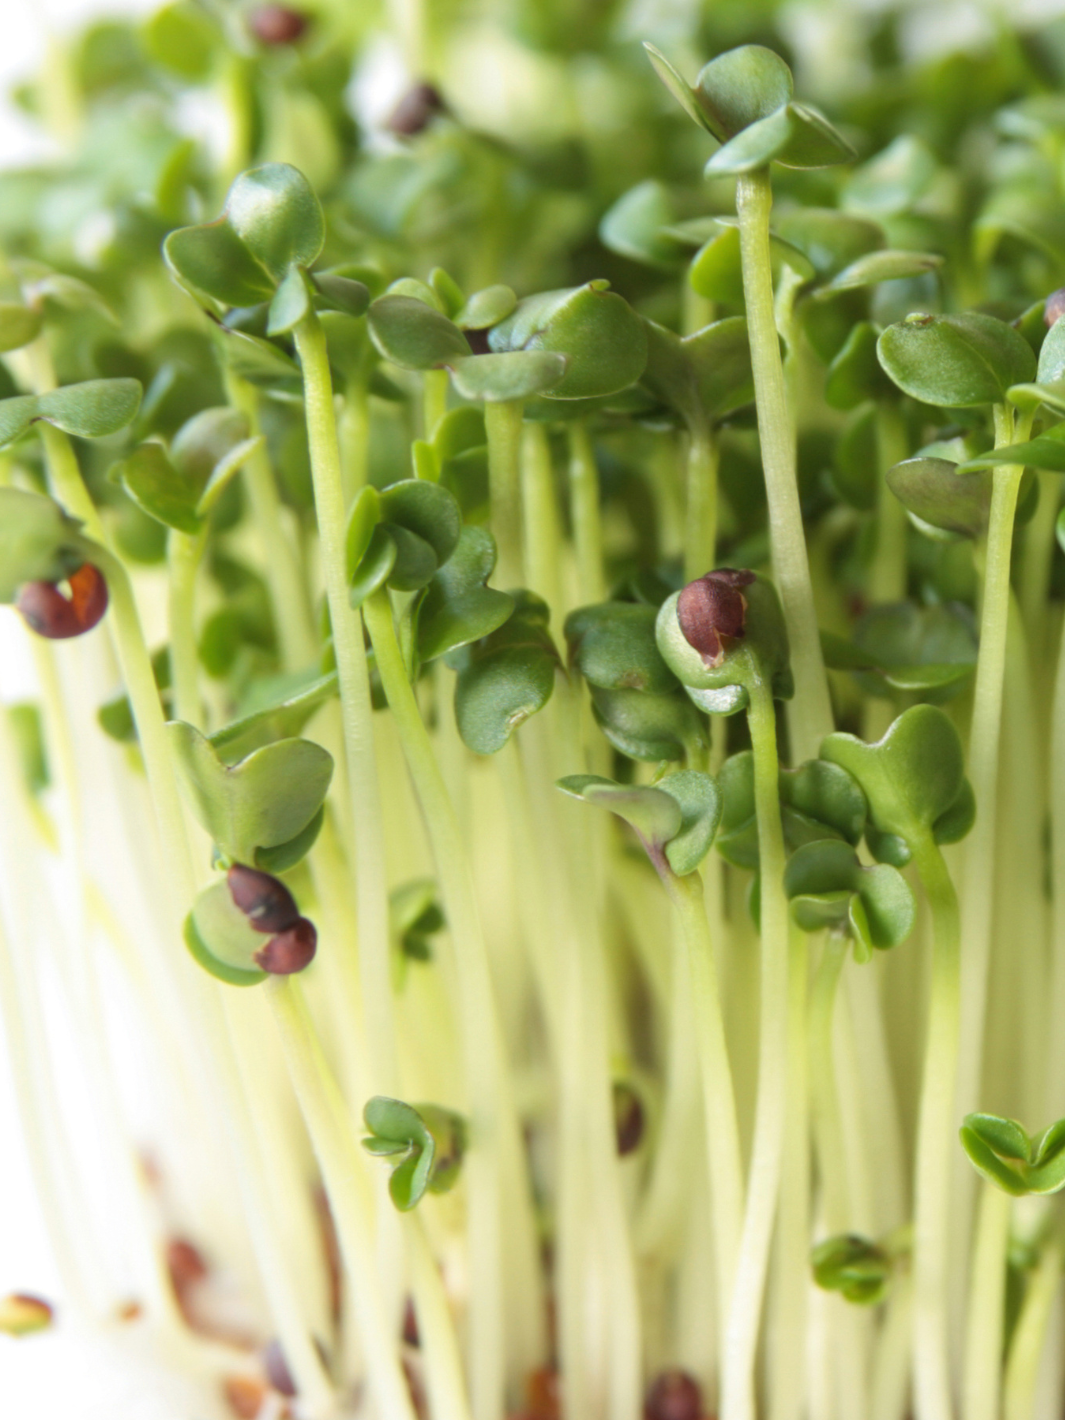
[
  {"left": 820, "top": 704, "right": 973, "bottom": 860},
  {"left": 824, "top": 602, "right": 978, "bottom": 704},
  {"left": 416, "top": 526, "right": 514, "bottom": 665},
  {"left": 389, "top": 879, "right": 445, "bottom": 963},
  {"left": 886, "top": 458, "right": 993, "bottom": 541},
  {"left": 452, "top": 593, "right": 559, "bottom": 754},
  {"left": 184, "top": 880, "right": 268, "bottom": 987},
  {"left": 557, "top": 770, "right": 720, "bottom": 876},
  {"left": 164, "top": 163, "right": 325, "bottom": 307},
  {"left": 0, "top": 379, "right": 142, "bottom": 450},
  {"left": 167, "top": 721, "right": 333, "bottom": 865},
  {"left": 0, "top": 302, "right": 43, "bottom": 353},
  {"left": 784, "top": 839, "right": 915, "bottom": 955},
  {"left": 368, "top": 294, "right": 471, "bottom": 370},
  {"left": 694, "top": 45, "right": 794, "bottom": 141},
  {"left": 488, "top": 282, "right": 648, "bottom": 400},
  {"left": 877, "top": 313, "right": 1036, "bottom": 408},
  {"left": 565, "top": 602, "right": 680, "bottom": 695},
  {"left": 640, "top": 317, "right": 754, "bottom": 430},
  {"left": 960, "top": 1113, "right": 1065, "bottom": 1197},
  {"left": 812, "top": 1234, "right": 893, "bottom": 1304},
  {"left": 362, "top": 1097, "right": 467, "bottom": 1210},
  {"left": 448, "top": 351, "right": 567, "bottom": 402},
  {"left": 704, "top": 103, "right": 855, "bottom": 177},
  {"left": 716, "top": 753, "right": 866, "bottom": 869}
]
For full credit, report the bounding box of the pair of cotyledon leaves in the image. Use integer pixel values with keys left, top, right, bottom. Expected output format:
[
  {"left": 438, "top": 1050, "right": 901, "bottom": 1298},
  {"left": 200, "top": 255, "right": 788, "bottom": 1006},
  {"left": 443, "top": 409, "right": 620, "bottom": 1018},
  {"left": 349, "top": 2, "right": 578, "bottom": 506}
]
[
  {"left": 163, "top": 163, "right": 368, "bottom": 336},
  {"left": 362, "top": 1096, "right": 467, "bottom": 1211},
  {"left": 171, "top": 720, "right": 333, "bottom": 986},
  {"left": 564, "top": 601, "right": 706, "bottom": 764},
  {"left": 110, "top": 406, "right": 262, "bottom": 536},
  {"left": 164, "top": 162, "right": 650, "bottom": 408},
  {"left": 878, "top": 312, "right": 1065, "bottom": 539},
  {"left": 821, "top": 601, "right": 977, "bottom": 706},
  {"left": 561, "top": 698, "right": 968, "bottom": 955},
  {"left": 346, "top": 478, "right": 560, "bottom": 756},
  {"left": 645, "top": 43, "right": 856, "bottom": 175},
  {"left": 961, "top": 1112, "right": 1065, "bottom": 1197}
]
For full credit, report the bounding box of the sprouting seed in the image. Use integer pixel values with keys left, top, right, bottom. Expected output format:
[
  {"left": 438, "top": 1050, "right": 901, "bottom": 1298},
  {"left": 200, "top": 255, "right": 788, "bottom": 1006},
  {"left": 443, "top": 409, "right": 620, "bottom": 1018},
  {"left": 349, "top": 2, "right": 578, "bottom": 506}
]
[{"left": 16, "top": 563, "right": 108, "bottom": 640}]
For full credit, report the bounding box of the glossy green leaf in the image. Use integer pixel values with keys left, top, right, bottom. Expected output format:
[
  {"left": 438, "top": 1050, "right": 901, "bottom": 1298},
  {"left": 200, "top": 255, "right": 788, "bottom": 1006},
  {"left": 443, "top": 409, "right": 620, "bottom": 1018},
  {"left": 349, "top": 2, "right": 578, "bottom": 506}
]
[
  {"left": 488, "top": 282, "right": 648, "bottom": 400},
  {"left": 784, "top": 839, "right": 915, "bottom": 948},
  {"left": 416, "top": 526, "right": 514, "bottom": 664},
  {"left": 184, "top": 881, "right": 267, "bottom": 987},
  {"left": 840, "top": 601, "right": 978, "bottom": 703},
  {"left": 254, "top": 806, "right": 325, "bottom": 873},
  {"left": 590, "top": 686, "right": 705, "bottom": 763},
  {"left": 312, "top": 272, "right": 371, "bottom": 318},
  {"left": 817, "top": 249, "right": 942, "bottom": 296},
  {"left": 167, "top": 721, "right": 333, "bottom": 863},
  {"left": 448, "top": 351, "right": 567, "bottom": 402},
  {"left": 820, "top": 704, "right": 971, "bottom": 852},
  {"left": 959, "top": 421, "right": 1065, "bottom": 473},
  {"left": 267, "top": 266, "right": 312, "bottom": 337},
  {"left": 877, "top": 313, "right": 1036, "bottom": 407},
  {"left": 0, "top": 489, "right": 87, "bottom": 602},
  {"left": 345, "top": 485, "right": 382, "bottom": 583},
  {"left": 0, "top": 379, "right": 142, "bottom": 450},
  {"left": 640, "top": 317, "right": 753, "bottom": 428},
  {"left": 704, "top": 103, "right": 855, "bottom": 176},
  {"left": 209, "top": 671, "right": 339, "bottom": 762},
  {"left": 368, "top": 295, "right": 470, "bottom": 370},
  {"left": 565, "top": 602, "right": 679, "bottom": 694},
  {"left": 643, "top": 44, "right": 717, "bottom": 135},
  {"left": 557, "top": 774, "right": 683, "bottom": 853},
  {"left": 165, "top": 218, "right": 276, "bottom": 306},
  {"left": 453, "top": 594, "right": 558, "bottom": 753},
  {"left": 349, "top": 525, "right": 397, "bottom": 608},
  {"left": 694, "top": 45, "right": 794, "bottom": 141},
  {"left": 379, "top": 479, "right": 462, "bottom": 569},
  {"left": 225, "top": 164, "right": 324, "bottom": 281},
  {"left": 886, "top": 457, "right": 992, "bottom": 540},
  {"left": 658, "top": 770, "right": 722, "bottom": 875},
  {"left": 113, "top": 442, "right": 201, "bottom": 534},
  {"left": 362, "top": 1097, "right": 436, "bottom": 1210},
  {"left": 455, "top": 285, "right": 517, "bottom": 330}
]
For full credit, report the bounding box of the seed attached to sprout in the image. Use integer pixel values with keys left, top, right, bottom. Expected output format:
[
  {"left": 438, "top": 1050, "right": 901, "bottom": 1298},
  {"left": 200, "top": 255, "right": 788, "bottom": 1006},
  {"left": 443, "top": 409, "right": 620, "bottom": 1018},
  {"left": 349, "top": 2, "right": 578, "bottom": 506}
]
[
  {"left": 263, "top": 1338, "right": 297, "bottom": 1397},
  {"left": 387, "top": 82, "right": 447, "bottom": 136},
  {"left": 247, "top": 4, "right": 309, "bottom": 44},
  {"left": 253, "top": 917, "right": 318, "bottom": 974},
  {"left": 612, "top": 1080, "right": 645, "bottom": 1156},
  {"left": 644, "top": 1368, "right": 703, "bottom": 1420},
  {"left": 676, "top": 567, "right": 755, "bottom": 668},
  {"left": 16, "top": 562, "right": 108, "bottom": 639},
  {"left": 226, "top": 864, "right": 300, "bottom": 934}
]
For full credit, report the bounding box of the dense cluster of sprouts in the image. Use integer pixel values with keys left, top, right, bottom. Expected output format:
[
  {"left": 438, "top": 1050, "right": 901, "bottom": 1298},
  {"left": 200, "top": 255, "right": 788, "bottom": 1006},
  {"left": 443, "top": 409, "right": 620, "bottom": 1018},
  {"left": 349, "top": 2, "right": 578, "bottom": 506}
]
[{"left": 7, "top": 2, "right": 1065, "bottom": 1419}]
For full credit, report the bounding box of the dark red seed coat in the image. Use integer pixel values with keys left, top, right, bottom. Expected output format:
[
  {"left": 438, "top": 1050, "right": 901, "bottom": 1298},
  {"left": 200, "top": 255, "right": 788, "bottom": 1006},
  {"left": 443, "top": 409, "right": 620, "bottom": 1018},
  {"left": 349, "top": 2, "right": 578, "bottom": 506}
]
[
  {"left": 676, "top": 568, "right": 754, "bottom": 667},
  {"left": 254, "top": 917, "right": 317, "bottom": 974},
  {"left": 17, "top": 562, "right": 108, "bottom": 639},
  {"left": 227, "top": 864, "right": 300, "bottom": 934}
]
